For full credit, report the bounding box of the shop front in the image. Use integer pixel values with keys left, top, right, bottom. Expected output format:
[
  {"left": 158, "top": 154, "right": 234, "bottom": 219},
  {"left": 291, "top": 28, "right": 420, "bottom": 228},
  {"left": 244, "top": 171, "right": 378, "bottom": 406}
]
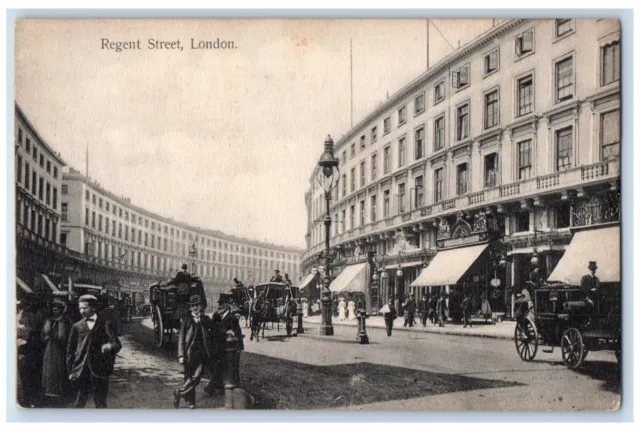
[
  {"left": 328, "top": 262, "right": 371, "bottom": 310},
  {"left": 411, "top": 212, "right": 506, "bottom": 322}
]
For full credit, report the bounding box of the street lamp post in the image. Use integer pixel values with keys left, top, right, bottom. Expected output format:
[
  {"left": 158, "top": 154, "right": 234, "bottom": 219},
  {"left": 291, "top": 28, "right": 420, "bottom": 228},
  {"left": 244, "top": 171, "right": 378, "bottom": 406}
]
[{"left": 316, "top": 135, "right": 340, "bottom": 336}]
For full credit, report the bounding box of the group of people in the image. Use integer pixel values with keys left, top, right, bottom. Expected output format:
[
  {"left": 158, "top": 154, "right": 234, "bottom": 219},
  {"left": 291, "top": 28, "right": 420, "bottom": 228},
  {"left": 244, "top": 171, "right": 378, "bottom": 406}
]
[
  {"left": 336, "top": 296, "right": 358, "bottom": 321},
  {"left": 380, "top": 291, "right": 457, "bottom": 336},
  {"left": 17, "top": 293, "right": 122, "bottom": 409}
]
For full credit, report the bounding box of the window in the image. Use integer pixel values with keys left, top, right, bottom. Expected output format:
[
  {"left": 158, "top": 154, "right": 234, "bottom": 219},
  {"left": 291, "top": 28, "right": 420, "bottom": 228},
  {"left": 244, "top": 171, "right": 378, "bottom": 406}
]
[
  {"left": 60, "top": 232, "right": 67, "bottom": 246},
  {"left": 415, "top": 93, "right": 425, "bottom": 115},
  {"left": 600, "top": 109, "right": 620, "bottom": 159},
  {"left": 484, "top": 90, "right": 499, "bottom": 129},
  {"left": 484, "top": 153, "right": 498, "bottom": 187},
  {"left": 360, "top": 200, "right": 366, "bottom": 226},
  {"left": 398, "top": 183, "right": 406, "bottom": 213},
  {"left": 517, "top": 75, "right": 533, "bottom": 116},
  {"left": 18, "top": 128, "right": 23, "bottom": 144},
  {"left": 33, "top": 146, "right": 38, "bottom": 161},
  {"left": 17, "top": 155, "right": 22, "bottom": 184},
  {"left": 99, "top": 214, "right": 103, "bottom": 232},
  {"left": 484, "top": 48, "right": 500, "bottom": 74},
  {"left": 46, "top": 160, "right": 51, "bottom": 173},
  {"left": 112, "top": 220, "right": 116, "bottom": 236},
  {"left": 26, "top": 138, "right": 31, "bottom": 154},
  {"left": 342, "top": 150, "right": 347, "bottom": 166},
  {"left": 414, "top": 176, "right": 424, "bottom": 209},
  {"left": 554, "top": 201, "right": 571, "bottom": 229},
  {"left": 434, "top": 168, "right": 443, "bottom": 203},
  {"left": 25, "top": 164, "right": 30, "bottom": 190},
  {"left": 32, "top": 172, "right": 37, "bottom": 195},
  {"left": 457, "top": 104, "right": 469, "bottom": 140},
  {"left": 515, "top": 211, "right": 530, "bottom": 233},
  {"left": 383, "top": 190, "right": 390, "bottom": 218},
  {"left": 371, "top": 153, "right": 378, "bottom": 180},
  {"left": 434, "top": 80, "right": 445, "bottom": 104},
  {"left": 350, "top": 143, "right": 356, "bottom": 158},
  {"left": 53, "top": 187, "right": 57, "bottom": 210},
  {"left": 601, "top": 41, "right": 620, "bottom": 86},
  {"left": 383, "top": 146, "right": 391, "bottom": 174},
  {"left": 61, "top": 203, "right": 68, "bottom": 221},
  {"left": 360, "top": 135, "right": 366, "bottom": 149},
  {"left": 452, "top": 65, "right": 469, "bottom": 88},
  {"left": 555, "top": 127, "right": 573, "bottom": 171},
  {"left": 555, "top": 19, "right": 573, "bottom": 38},
  {"left": 342, "top": 173, "right": 346, "bottom": 197},
  {"left": 518, "top": 140, "right": 532, "bottom": 180},
  {"left": 53, "top": 166, "right": 58, "bottom": 179},
  {"left": 62, "top": 184, "right": 68, "bottom": 194},
  {"left": 99, "top": 198, "right": 103, "bottom": 208},
  {"left": 456, "top": 163, "right": 468, "bottom": 195},
  {"left": 415, "top": 127, "right": 424, "bottom": 159},
  {"left": 434, "top": 115, "right": 445, "bottom": 150},
  {"left": 371, "top": 195, "right": 377, "bottom": 222},
  {"left": 398, "top": 106, "right": 407, "bottom": 125},
  {"left": 398, "top": 137, "right": 406, "bottom": 167},
  {"left": 555, "top": 56, "right": 574, "bottom": 102},
  {"left": 349, "top": 205, "right": 355, "bottom": 230},
  {"left": 371, "top": 126, "right": 377, "bottom": 143},
  {"left": 360, "top": 161, "right": 366, "bottom": 187},
  {"left": 92, "top": 211, "right": 96, "bottom": 228},
  {"left": 38, "top": 177, "right": 44, "bottom": 201},
  {"left": 350, "top": 168, "right": 356, "bottom": 192},
  {"left": 106, "top": 217, "right": 110, "bottom": 234},
  {"left": 39, "top": 154, "right": 44, "bottom": 168},
  {"left": 85, "top": 208, "right": 89, "bottom": 226},
  {"left": 383, "top": 117, "right": 391, "bottom": 134},
  {"left": 341, "top": 209, "right": 346, "bottom": 233},
  {"left": 92, "top": 194, "right": 97, "bottom": 205},
  {"left": 515, "top": 29, "right": 534, "bottom": 56}
]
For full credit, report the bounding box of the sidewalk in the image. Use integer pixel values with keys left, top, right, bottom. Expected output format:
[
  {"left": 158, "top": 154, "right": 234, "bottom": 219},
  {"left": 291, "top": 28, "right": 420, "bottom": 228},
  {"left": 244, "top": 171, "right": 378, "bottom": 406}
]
[{"left": 304, "top": 314, "right": 515, "bottom": 340}]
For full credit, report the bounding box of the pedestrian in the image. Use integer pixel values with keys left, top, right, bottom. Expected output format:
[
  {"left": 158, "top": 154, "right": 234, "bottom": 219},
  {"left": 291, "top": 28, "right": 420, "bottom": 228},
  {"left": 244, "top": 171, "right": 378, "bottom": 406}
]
[
  {"left": 461, "top": 293, "right": 473, "bottom": 328},
  {"left": 480, "top": 293, "right": 492, "bottom": 323},
  {"left": 347, "top": 297, "right": 356, "bottom": 321},
  {"left": 419, "top": 295, "right": 429, "bottom": 327},
  {"left": 173, "top": 295, "right": 215, "bottom": 409},
  {"left": 437, "top": 292, "right": 448, "bottom": 327},
  {"left": 302, "top": 299, "right": 309, "bottom": 318},
  {"left": 382, "top": 297, "right": 397, "bottom": 336},
  {"left": 205, "top": 293, "right": 245, "bottom": 396},
  {"left": 338, "top": 296, "right": 347, "bottom": 321},
  {"left": 17, "top": 294, "right": 46, "bottom": 408},
  {"left": 41, "top": 296, "right": 72, "bottom": 407},
  {"left": 67, "top": 294, "right": 122, "bottom": 409},
  {"left": 429, "top": 295, "right": 438, "bottom": 325},
  {"left": 403, "top": 293, "right": 416, "bottom": 327}
]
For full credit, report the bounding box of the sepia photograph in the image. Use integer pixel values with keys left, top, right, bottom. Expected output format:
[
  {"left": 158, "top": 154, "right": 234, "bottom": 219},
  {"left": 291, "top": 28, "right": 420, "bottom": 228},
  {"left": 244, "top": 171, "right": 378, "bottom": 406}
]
[{"left": 11, "top": 16, "right": 622, "bottom": 412}]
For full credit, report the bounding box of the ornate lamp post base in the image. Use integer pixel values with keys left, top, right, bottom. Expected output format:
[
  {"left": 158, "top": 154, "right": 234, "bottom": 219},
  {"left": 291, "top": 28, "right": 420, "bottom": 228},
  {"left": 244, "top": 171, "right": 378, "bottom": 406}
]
[
  {"left": 356, "top": 309, "right": 369, "bottom": 344},
  {"left": 319, "top": 282, "right": 334, "bottom": 336}
]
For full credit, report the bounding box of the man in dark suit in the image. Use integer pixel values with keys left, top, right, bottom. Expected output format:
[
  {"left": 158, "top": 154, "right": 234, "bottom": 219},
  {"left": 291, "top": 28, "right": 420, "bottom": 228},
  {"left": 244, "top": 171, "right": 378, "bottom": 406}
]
[
  {"left": 66, "top": 294, "right": 122, "bottom": 408},
  {"left": 403, "top": 293, "right": 417, "bottom": 327},
  {"left": 419, "top": 295, "right": 429, "bottom": 327},
  {"left": 383, "top": 297, "right": 397, "bottom": 336},
  {"left": 172, "top": 264, "right": 192, "bottom": 285},
  {"left": 461, "top": 293, "right": 473, "bottom": 328},
  {"left": 580, "top": 261, "right": 600, "bottom": 307},
  {"left": 270, "top": 269, "right": 283, "bottom": 283},
  {"left": 205, "top": 294, "right": 245, "bottom": 395},
  {"left": 174, "top": 295, "right": 214, "bottom": 409}
]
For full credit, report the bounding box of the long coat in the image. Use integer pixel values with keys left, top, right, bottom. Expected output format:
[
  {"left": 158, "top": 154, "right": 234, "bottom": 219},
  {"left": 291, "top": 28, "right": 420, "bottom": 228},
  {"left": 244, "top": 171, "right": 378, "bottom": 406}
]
[
  {"left": 42, "top": 317, "right": 72, "bottom": 397},
  {"left": 178, "top": 315, "right": 216, "bottom": 367},
  {"left": 67, "top": 315, "right": 122, "bottom": 379},
  {"left": 211, "top": 310, "right": 244, "bottom": 352}
]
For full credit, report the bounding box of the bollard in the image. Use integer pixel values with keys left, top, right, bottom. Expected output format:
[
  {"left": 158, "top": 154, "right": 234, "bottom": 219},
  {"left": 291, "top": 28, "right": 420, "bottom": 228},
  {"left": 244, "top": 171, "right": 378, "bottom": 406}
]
[
  {"left": 223, "top": 330, "right": 240, "bottom": 409},
  {"left": 296, "top": 302, "right": 304, "bottom": 334},
  {"left": 356, "top": 309, "right": 369, "bottom": 344}
]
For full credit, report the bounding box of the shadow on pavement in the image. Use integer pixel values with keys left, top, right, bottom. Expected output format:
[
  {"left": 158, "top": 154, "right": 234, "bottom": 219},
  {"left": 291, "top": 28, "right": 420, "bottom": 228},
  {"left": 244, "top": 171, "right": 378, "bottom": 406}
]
[{"left": 240, "top": 351, "right": 524, "bottom": 410}]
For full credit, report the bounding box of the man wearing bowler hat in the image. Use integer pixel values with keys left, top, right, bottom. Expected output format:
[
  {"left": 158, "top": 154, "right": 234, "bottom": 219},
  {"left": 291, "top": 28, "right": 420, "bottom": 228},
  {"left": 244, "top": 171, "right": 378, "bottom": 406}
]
[
  {"left": 66, "top": 294, "right": 121, "bottom": 408},
  {"left": 173, "top": 294, "right": 215, "bottom": 409},
  {"left": 270, "top": 269, "right": 283, "bottom": 283},
  {"left": 580, "top": 261, "right": 600, "bottom": 307}
]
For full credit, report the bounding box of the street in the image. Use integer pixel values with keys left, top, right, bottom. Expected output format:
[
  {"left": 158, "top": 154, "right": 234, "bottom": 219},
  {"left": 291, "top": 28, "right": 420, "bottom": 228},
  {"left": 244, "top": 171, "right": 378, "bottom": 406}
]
[{"left": 103, "top": 318, "right": 620, "bottom": 411}]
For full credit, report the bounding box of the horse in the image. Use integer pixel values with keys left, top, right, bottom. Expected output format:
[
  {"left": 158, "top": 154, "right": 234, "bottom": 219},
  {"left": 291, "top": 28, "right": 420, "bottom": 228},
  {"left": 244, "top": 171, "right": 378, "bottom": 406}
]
[{"left": 250, "top": 296, "right": 273, "bottom": 342}]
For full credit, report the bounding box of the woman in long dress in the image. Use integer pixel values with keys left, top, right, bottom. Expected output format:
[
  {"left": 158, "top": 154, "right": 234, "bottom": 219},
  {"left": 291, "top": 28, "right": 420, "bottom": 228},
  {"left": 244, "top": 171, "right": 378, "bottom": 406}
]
[
  {"left": 302, "top": 300, "right": 308, "bottom": 318},
  {"left": 41, "top": 299, "right": 72, "bottom": 407},
  {"left": 347, "top": 298, "right": 357, "bottom": 321},
  {"left": 338, "top": 297, "right": 347, "bottom": 321}
]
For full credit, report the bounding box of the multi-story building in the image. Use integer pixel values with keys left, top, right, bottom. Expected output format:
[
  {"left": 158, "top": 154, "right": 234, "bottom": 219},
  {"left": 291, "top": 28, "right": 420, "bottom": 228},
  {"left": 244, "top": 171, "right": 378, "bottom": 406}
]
[
  {"left": 14, "top": 104, "right": 67, "bottom": 246},
  {"left": 61, "top": 168, "right": 304, "bottom": 304},
  {"left": 301, "top": 19, "right": 621, "bottom": 317}
]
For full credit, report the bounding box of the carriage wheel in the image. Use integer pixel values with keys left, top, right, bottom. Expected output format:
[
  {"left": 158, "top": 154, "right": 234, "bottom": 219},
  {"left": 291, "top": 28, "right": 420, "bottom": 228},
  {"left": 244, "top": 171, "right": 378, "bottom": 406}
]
[
  {"left": 153, "top": 306, "right": 165, "bottom": 348},
  {"left": 561, "top": 328, "right": 585, "bottom": 369},
  {"left": 514, "top": 317, "right": 538, "bottom": 362}
]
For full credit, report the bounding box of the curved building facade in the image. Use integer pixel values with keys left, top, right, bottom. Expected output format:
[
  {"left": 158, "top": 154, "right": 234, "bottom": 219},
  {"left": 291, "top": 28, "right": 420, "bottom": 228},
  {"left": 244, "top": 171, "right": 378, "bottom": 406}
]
[{"left": 301, "top": 19, "right": 621, "bottom": 317}]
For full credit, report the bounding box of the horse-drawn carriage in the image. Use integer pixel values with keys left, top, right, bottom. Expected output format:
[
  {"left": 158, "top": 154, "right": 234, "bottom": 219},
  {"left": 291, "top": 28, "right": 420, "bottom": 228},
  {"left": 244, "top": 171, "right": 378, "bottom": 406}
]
[
  {"left": 149, "top": 277, "right": 206, "bottom": 348},
  {"left": 249, "top": 282, "right": 300, "bottom": 341},
  {"left": 514, "top": 282, "right": 621, "bottom": 369}
]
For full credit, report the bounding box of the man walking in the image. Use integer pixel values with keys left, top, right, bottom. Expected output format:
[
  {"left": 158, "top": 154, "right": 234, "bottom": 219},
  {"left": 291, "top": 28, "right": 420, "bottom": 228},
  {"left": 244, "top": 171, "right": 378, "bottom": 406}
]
[
  {"left": 403, "top": 293, "right": 416, "bottom": 327},
  {"left": 66, "top": 294, "right": 122, "bottom": 408},
  {"left": 461, "top": 293, "right": 473, "bottom": 328},
  {"left": 419, "top": 295, "right": 429, "bottom": 327},
  {"left": 174, "top": 295, "right": 215, "bottom": 409},
  {"left": 383, "top": 297, "right": 397, "bottom": 336},
  {"left": 437, "top": 292, "right": 448, "bottom": 327}
]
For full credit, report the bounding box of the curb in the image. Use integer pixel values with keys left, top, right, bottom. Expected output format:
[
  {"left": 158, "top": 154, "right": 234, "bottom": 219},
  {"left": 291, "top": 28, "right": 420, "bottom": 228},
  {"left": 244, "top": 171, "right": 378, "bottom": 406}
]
[{"left": 302, "top": 320, "right": 514, "bottom": 340}]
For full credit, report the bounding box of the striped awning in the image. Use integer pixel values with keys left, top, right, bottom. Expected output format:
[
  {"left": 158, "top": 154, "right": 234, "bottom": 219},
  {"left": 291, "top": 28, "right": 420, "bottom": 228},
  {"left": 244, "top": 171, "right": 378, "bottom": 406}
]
[
  {"left": 411, "top": 244, "right": 488, "bottom": 287},
  {"left": 329, "top": 263, "right": 369, "bottom": 293},
  {"left": 548, "top": 226, "right": 620, "bottom": 284},
  {"left": 298, "top": 272, "right": 319, "bottom": 291},
  {"left": 16, "top": 277, "right": 34, "bottom": 294}
]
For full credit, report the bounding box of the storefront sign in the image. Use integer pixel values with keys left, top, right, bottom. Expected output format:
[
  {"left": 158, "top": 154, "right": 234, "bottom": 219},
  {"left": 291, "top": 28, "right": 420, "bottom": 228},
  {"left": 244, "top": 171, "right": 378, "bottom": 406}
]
[{"left": 439, "top": 233, "right": 484, "bottom": 249}]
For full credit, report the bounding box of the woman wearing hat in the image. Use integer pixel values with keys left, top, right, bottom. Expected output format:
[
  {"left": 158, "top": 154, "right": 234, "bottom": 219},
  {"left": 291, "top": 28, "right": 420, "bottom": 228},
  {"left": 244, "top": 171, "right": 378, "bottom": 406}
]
[{"left": 41, "top": 295, "right": 72, "bottom": 406}]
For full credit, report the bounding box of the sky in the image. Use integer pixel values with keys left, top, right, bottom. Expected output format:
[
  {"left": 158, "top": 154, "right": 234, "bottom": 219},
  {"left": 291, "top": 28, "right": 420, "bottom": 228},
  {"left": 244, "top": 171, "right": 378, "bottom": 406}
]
[{"left": 14, "top": 18, "right": 496, "bottom": 249}]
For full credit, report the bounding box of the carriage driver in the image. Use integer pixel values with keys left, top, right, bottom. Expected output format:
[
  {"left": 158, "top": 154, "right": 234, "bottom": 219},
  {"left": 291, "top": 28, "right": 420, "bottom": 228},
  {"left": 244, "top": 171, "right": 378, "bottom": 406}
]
[
  {"left": 170, "top": 264, "right": 192, "bottom": 285},
  {"left": 270, "top": 269, "right": 284, "bottom": 283},
  {"left": 580, "top": 261, "right": 600, "bottom": 308}
]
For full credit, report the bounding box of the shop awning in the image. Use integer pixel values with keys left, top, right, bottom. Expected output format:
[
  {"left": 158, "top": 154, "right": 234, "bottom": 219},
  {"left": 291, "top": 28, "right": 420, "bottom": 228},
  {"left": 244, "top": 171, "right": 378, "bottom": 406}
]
[
  {"left": 330, "top": 263, "right": 369, "bottom": 293},
  {"left": 410, "top": 244, "right": 488, "bottom": 287},
  {"left": 16, "top": 277, "right": 34, "bottom": 294},
  {"left": 298, "top": 272, "right": 319, "bottom": 292},
  {"left": 42, "top": 274, "right": 61, "bottom": 292},
  {"left": 547, "top": 226, "right": 620, "bottom": 284}
]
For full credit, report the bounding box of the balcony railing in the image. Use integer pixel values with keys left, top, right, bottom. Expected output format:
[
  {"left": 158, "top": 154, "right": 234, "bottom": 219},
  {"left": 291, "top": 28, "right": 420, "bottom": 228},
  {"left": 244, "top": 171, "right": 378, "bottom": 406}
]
[
  {"left": 441, "top": 198, "right": 456, "bottom": 210},
  {"left": 467, "top": 191, "right": 485, "bottom": 205},
  {"left": 536, "top": 173, "right": 560, "bottom": 190}
]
